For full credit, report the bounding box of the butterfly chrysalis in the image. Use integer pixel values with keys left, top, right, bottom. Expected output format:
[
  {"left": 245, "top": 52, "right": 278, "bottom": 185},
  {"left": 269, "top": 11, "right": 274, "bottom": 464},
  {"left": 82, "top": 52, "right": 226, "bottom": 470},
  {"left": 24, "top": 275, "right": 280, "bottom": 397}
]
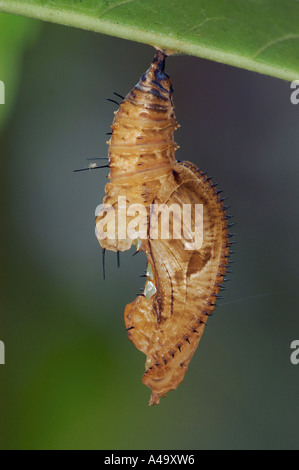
[{"left": 95, "top": 50, "right": 232, "bottom": 405}]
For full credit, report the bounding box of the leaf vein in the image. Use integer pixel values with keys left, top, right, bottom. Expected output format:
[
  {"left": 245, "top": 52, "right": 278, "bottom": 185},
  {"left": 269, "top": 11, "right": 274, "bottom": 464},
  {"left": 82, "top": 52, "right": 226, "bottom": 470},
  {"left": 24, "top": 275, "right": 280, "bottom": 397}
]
[
  {"left": 99, "top": 0, "right": 135, "bottom": 17},
  {"left": 252, "top": 34, "right": 299, "bottom": 59}
]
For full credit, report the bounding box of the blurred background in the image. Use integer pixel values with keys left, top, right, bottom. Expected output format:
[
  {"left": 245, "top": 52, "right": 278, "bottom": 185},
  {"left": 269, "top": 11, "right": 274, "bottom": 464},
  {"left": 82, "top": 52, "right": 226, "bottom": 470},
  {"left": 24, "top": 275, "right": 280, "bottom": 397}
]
[{"left": 0, "top": 12, "right": 298, "bottom": 450}]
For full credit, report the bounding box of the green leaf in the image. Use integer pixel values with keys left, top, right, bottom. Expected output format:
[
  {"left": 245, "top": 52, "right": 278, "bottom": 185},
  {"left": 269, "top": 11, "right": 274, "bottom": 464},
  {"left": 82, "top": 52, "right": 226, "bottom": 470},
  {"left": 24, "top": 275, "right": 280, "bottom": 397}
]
[
  {"left": 0, "top": 0, "right": 299, "bottom": 81},
  {"left": 0, "top": 14, "right": 40, "bottom": 131}
]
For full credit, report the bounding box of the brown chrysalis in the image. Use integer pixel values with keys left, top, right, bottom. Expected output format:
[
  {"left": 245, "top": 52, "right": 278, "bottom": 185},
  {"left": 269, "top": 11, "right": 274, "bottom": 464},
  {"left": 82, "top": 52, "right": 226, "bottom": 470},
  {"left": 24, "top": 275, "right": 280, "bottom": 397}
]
[{"left": 95, "top": 50, "right": 232, "bottom": 405}]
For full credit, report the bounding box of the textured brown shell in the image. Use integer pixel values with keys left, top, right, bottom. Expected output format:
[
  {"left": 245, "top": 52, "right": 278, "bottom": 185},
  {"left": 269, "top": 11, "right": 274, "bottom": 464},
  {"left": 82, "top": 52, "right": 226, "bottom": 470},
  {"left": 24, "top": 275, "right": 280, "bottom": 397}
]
[{"left": 96, "top": 51, "right": 231, "bottom": 405}]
